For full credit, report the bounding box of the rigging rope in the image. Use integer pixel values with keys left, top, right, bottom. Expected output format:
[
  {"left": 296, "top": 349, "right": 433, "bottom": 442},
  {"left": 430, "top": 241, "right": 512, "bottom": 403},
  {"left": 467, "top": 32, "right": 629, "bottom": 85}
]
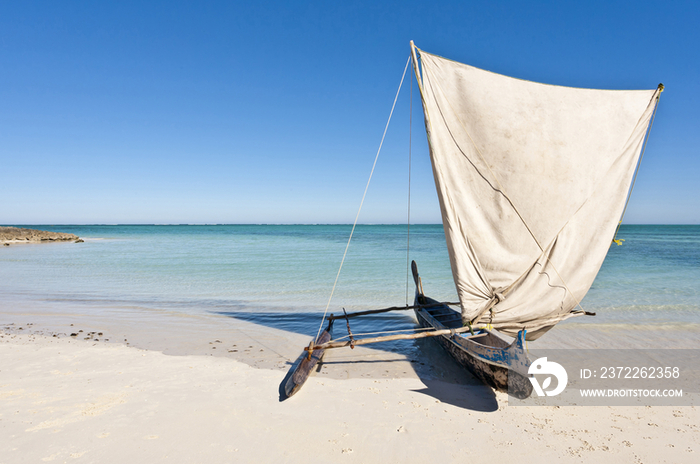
[{"left": 314, "top": 56, "right": 412, "bottom": 341}]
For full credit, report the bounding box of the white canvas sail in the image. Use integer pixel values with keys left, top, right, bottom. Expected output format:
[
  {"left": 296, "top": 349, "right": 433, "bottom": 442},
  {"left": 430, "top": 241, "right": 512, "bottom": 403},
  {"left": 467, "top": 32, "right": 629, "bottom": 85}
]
[{"left": 412, "top": 45, "right": 661, "bottom": 339}]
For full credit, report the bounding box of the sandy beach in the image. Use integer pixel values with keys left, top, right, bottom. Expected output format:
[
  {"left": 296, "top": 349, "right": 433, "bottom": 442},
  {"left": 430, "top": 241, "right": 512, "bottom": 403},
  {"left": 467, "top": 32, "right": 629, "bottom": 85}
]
[{"left": 1, "top": 319, "right": 697, "bottom": 464}]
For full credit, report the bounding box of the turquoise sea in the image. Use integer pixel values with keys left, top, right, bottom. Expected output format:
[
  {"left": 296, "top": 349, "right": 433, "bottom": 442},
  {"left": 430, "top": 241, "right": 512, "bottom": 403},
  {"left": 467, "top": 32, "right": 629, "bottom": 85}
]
[{"left": 1, "top": 224, "right": 699, "bottom": 354}]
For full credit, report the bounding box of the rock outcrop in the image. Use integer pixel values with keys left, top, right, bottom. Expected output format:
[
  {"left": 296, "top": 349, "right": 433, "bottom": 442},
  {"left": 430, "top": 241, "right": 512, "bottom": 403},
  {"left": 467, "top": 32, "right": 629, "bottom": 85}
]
[{"left": 0, "top": 227, "right": 81, "bottom": 245}]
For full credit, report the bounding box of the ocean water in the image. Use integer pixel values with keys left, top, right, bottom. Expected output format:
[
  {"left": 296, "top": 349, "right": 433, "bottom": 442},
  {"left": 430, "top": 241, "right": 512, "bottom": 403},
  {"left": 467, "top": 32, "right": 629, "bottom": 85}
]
[
  {"left": 576, "top": 225, "right": 700, "bottom": 327},
  {"left": 1, "top": 224, "right": 698, "bottom": 351}
]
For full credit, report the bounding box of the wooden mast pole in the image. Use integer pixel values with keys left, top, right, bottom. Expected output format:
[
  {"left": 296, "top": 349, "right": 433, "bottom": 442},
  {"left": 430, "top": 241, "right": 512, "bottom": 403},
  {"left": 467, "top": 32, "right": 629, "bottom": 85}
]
[{"left": 409, "top": 41, "right": 423, "bottom": 93}]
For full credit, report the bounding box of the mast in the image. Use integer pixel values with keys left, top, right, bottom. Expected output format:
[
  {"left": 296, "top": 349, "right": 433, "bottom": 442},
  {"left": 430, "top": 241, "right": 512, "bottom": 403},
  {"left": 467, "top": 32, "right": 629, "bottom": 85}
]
[{"left": 409, "top": 41, "right": 423, "bottom": 92}]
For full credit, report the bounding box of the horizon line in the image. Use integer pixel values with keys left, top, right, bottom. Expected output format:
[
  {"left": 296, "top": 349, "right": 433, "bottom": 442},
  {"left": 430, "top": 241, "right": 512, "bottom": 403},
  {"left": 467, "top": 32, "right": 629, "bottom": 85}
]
[{"left": 3, "top": 223, "right": 699, "bottom": 227}]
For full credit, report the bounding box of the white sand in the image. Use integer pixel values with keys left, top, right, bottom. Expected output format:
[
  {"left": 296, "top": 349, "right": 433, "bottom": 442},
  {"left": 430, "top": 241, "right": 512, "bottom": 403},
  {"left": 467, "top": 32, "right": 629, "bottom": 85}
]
[{"left": 1, "top": 331, "right": 697, "bottom": 463}]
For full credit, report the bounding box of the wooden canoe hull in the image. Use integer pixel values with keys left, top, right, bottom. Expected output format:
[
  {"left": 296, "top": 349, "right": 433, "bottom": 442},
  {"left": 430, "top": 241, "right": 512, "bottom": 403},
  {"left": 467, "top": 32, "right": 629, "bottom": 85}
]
[{"left": 414, "top": 295, "right": 533, "bottom": 399}]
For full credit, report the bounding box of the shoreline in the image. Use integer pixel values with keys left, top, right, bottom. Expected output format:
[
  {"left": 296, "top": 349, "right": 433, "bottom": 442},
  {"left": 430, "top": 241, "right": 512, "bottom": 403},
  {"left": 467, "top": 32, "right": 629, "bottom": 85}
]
[
  {"left": 4, "top": 303, "right": 699, "bottom": 383},
  {"left": 1, "top": 327, "right": 698, "bottom": 463},
  {"left": 0, "top": 310, "right": 457, "bottom": 383}
]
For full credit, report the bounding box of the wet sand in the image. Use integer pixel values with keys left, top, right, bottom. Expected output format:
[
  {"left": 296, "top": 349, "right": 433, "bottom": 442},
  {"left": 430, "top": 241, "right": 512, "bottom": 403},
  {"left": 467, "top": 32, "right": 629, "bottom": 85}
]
[{"left": 0, "top": 308, "right": 469, "bottom": 383}]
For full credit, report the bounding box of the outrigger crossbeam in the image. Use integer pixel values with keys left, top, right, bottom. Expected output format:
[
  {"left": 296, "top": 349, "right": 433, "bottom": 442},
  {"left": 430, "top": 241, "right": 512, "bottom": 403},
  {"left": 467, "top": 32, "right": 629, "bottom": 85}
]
[
  {"left": 304, "top": 325, "right": 475, "bottom": 352},
  {"left": 327, "top": 301, "right": 459, "bottom": 321}
]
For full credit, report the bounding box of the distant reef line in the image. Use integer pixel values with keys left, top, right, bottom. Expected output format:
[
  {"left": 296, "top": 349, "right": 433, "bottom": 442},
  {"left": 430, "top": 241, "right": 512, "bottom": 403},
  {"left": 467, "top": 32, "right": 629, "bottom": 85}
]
[{"left": 1, "top": 226, "right": 83, "bottom": 246}]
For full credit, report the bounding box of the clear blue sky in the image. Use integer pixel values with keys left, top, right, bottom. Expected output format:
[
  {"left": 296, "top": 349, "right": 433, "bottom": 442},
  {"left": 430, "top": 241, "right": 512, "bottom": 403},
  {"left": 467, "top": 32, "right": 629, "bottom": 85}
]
[{"left": 2, "top": 1, "right": 698, "bottom": 224}]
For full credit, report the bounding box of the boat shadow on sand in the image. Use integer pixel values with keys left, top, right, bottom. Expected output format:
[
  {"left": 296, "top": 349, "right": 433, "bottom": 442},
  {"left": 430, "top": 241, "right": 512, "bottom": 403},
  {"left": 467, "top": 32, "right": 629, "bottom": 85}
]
[{"left": 213, "top": 310, "right": 498, "bottom": 412}]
